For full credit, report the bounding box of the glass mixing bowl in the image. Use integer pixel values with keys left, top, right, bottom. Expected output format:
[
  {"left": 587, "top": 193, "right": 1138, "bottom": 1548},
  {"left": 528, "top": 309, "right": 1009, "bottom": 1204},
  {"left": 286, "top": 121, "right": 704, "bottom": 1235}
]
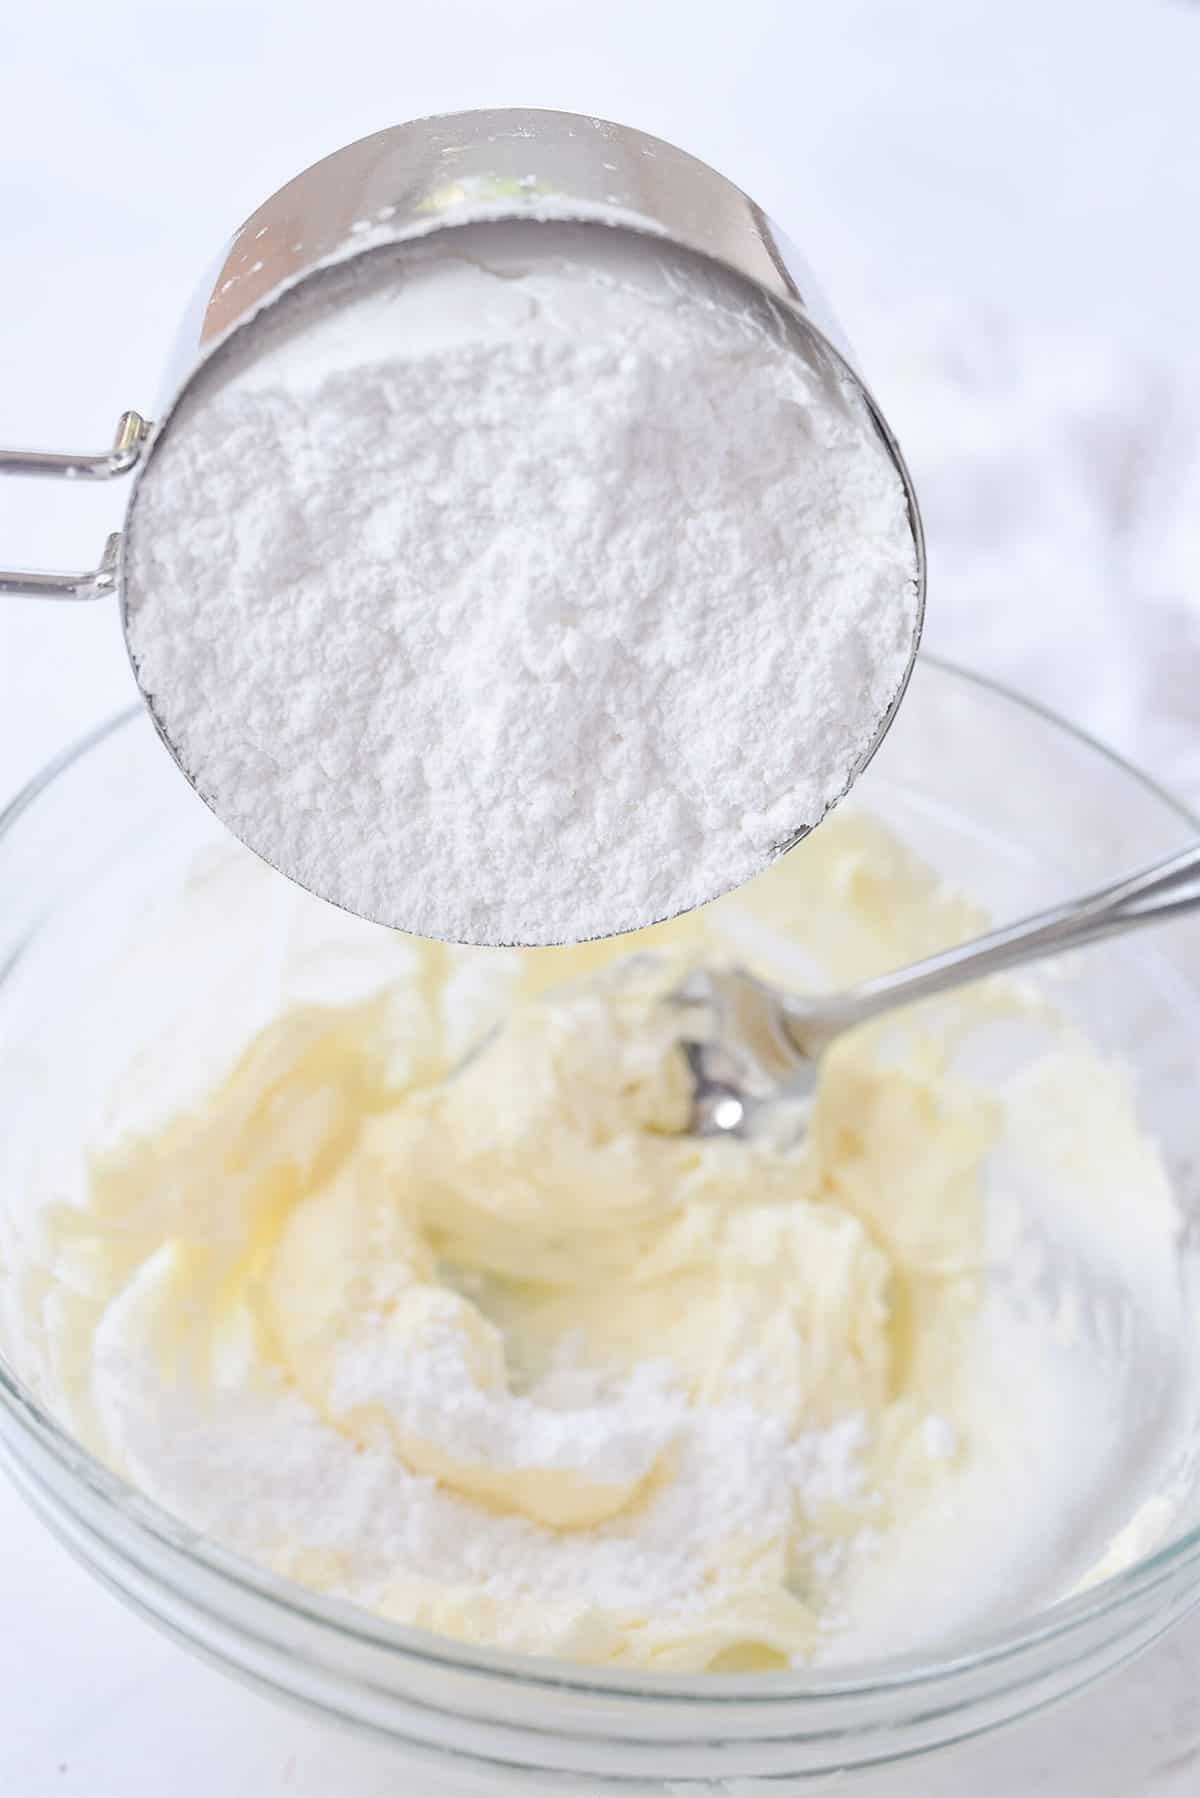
[{"left": 2, "top": 658, "right": 1200, "bottom": 1796}]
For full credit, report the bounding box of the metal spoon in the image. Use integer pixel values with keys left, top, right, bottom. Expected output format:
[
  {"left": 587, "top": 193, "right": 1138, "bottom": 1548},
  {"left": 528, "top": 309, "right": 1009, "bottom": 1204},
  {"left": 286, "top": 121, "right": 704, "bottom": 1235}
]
[{"left": 673, "top": 838, "right": 1200, "bottom": 1137}]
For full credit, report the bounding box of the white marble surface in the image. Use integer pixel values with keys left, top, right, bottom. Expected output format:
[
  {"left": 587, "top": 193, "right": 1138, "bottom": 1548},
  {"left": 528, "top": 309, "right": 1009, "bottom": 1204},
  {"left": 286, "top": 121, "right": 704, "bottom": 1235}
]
[{"left": 2, "top": 1, "right": 1200, "bottom": 1792}]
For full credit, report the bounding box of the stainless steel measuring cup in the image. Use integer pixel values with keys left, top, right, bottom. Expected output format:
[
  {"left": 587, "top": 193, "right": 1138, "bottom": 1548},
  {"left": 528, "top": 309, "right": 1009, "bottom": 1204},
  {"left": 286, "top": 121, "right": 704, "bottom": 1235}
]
[{"left": 0, "top": 107, "right": 926, "bottom": 927}]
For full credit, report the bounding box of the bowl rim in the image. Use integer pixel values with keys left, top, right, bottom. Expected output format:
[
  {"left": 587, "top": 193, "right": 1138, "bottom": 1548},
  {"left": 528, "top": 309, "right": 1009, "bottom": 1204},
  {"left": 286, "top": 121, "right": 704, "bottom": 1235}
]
[{"left": 2, "top": 652, "right": 1200, "bottom": 1708}]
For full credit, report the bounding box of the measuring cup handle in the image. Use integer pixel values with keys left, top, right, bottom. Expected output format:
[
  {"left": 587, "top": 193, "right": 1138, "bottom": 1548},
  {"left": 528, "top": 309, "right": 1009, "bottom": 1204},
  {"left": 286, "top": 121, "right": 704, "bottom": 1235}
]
[{"left": 0, "top": 410, "right": 150, "bottom": 600}]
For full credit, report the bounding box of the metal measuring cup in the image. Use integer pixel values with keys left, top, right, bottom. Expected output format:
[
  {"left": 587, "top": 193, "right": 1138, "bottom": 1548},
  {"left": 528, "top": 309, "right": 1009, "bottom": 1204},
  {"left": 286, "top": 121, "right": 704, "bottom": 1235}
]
[{"left": 0, "top": 107, "right": 926, "bottom": 932}]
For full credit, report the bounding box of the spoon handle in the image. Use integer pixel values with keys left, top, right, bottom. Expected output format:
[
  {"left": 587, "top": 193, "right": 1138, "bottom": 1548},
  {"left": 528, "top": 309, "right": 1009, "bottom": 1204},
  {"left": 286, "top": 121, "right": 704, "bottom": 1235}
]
[{"left": 782, "top": 839, "right": 1200, "bottom": 1047}]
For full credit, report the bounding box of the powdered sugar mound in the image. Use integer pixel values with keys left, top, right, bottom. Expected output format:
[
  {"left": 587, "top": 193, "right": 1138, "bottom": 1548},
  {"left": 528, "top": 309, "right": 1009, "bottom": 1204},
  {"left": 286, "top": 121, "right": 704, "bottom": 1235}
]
[
  {"left": 125, "top": 221, "right": 919, "bottom": 945},
  {"left": 790, "top": 1414, "right": 867, "bottom": 1506},
  {"left": 330, "top": 1319, "right": 682, "bottom": 1488},
  {"left": 88, "top": 1304, "right": 845, "bottom": 1634}
]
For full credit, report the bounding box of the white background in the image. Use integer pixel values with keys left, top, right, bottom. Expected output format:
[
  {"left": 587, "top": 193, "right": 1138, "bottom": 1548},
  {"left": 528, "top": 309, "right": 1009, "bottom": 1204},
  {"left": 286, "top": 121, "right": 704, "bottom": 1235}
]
[{"left": 1, "top": 2, "right": 1199, "bottom": 1792}]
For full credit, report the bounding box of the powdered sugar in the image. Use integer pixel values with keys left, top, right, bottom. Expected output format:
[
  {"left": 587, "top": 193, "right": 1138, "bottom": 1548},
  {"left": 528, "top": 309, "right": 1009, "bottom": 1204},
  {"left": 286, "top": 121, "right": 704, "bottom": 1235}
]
[
  {"left": 88, "top": 1280, "right": 862, "bottom": 1641},
  {"left": 329, "top": 1315, "right": 681, "bottom": 1489},
  {"left": 124, "top": 221, "right": 919, "bottom": 945}
]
